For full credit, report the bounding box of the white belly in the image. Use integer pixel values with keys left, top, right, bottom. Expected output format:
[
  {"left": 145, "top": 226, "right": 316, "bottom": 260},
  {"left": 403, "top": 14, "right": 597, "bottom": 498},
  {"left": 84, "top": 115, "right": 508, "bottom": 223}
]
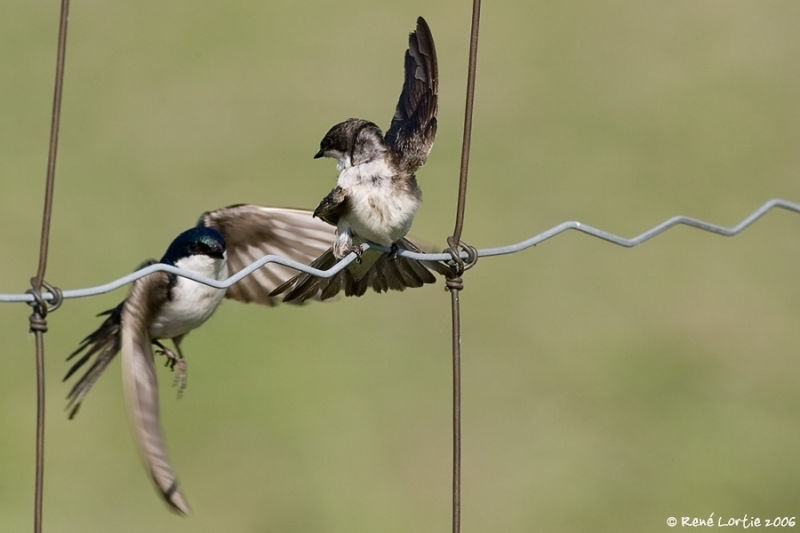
[
  {"left": 344, "top": 183, "right": 418, "bottom": 244},
  {"left": 148, "top": 255, "right": 228, "bottom": 339},
  {"left": 338, "top": 161, "right": 420, "bottom": 245}
]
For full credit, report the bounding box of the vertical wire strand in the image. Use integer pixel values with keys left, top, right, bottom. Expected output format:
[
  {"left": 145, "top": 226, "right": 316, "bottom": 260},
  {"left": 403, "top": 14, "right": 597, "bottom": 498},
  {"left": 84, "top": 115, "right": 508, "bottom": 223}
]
[
  {"left": 450, "top": 287, "right": 462, "bottom": 533},
  {"left": 451, "top": 0, "right": 482, "bottom": 245},
  {"left": 31, "top": 1, "right": 71, "bottom": 531},
  {"left": 449, "top": 2, "right": 482, "bottom": 533},
  {"left": 32, "top": 332, "right": 46, "bottom": 533},
  {"left": 35, "top": 0, "right": 69, "bottom": 284}
]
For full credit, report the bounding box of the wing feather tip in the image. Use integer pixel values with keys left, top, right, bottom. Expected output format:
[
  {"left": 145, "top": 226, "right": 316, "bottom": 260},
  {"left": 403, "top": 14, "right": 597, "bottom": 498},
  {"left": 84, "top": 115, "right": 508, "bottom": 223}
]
[{"left": 163, "top": 482, "right": 192, "bottom": 515}]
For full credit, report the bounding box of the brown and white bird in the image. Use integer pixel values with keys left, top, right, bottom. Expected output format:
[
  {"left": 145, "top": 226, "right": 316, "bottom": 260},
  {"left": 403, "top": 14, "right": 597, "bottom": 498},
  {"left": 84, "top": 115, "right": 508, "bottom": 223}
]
[
  {"left": 64, "top": 205, "right": 334, "bottom": 513},
  {"left": 272, "top": 17, "right": 449, "bottom": 303}
]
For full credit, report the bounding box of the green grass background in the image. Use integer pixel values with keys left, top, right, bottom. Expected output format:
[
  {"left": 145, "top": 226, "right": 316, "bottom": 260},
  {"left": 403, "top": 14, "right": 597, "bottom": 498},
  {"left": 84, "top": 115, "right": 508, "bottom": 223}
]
[{"left": 2, "top": 1, "right": 800, "bottom": 531}]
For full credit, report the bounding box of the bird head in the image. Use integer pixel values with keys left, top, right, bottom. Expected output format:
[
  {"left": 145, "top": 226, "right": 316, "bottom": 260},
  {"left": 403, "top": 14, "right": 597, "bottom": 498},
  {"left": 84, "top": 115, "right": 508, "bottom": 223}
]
[
  {"left": 161, "top": 227, "right": 226, "bottom": 266},
  {"left": 315, "top": 118, "right": 386, "bottom": 169}
]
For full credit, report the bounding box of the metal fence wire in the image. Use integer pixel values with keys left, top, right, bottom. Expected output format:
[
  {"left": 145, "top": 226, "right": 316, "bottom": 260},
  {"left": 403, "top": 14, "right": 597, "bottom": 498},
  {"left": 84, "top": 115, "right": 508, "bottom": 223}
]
[
  {"left": 3, "top": 196, "right": 800, "bottom": 305},
  {"left": 4, "top": 0, "right": 800, "bottom": 532}
]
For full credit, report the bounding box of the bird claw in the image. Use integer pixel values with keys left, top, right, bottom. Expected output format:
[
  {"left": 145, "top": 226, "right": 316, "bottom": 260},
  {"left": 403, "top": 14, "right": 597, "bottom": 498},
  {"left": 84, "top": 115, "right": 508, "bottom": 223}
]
[
  {"left": 172, "top": 359, "right": 188, "bottom": 399},
  {"left": 349, "top": 245, "right": 363, "bottom": 263},
  {"left": 155, "top": 346, "right": 188, "bottom": 398}
]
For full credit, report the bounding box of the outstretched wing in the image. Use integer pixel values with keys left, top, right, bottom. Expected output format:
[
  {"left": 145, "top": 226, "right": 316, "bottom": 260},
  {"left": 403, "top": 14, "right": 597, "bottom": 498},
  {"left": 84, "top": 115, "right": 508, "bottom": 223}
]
[
  {"left": 384, "top": 16, "right": 438, "bottom": 174},
  {"left": 198, "top": 205, "right": 335, "bottom": 305},
  {"left": 120, "top": 270, "right": 191, "bottom": 514}
]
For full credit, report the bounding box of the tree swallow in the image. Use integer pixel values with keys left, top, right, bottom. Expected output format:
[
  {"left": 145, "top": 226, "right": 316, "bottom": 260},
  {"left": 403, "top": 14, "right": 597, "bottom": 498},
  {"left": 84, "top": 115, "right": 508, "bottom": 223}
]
[
  {"left": 64, "top": 205, "right": 335, "bottom": 513},
  {"left": 271, "top": 17, "right": 449, "bottom": 303}
]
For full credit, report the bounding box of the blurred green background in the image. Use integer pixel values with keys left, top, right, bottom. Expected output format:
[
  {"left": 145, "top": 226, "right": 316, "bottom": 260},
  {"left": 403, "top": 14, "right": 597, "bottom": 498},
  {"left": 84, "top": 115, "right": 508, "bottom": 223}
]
[{"left": 2, "top": 1, "right": 800, "bottom": 531}]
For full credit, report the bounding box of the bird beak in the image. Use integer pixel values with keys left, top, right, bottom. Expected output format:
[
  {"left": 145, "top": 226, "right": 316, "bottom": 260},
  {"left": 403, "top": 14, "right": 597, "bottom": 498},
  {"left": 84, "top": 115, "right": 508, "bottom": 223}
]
[{"left": 313, "top": 149, "right": 324, "bottom": 159}]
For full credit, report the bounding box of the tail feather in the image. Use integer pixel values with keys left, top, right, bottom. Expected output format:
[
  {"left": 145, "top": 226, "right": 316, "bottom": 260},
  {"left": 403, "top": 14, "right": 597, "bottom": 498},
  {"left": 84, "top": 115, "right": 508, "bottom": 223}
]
[
  {"left": 271, "top": 238, "right": 447, "bottom": 303},
  {"left": 64, "top": 304, "right": 123, "bottom": 419}
]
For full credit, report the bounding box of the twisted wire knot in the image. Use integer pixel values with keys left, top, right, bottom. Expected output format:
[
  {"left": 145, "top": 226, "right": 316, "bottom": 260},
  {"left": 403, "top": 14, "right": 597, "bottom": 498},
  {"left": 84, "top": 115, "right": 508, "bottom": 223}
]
[
  {"left": 26, "top": 278, "right": 63, "bottom": 333},
  {"left": 444, "top": 237, "right": 478, "bottom": 291},
  {"left": 445, "top": 237, "right": 478, "bottom": 275},
  {"left": 445, "top": 276, "right": 464, "bottom": 291}
]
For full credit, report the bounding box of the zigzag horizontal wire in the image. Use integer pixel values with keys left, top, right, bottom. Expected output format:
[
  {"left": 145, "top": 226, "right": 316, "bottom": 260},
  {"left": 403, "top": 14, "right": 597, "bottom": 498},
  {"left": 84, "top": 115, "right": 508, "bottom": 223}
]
[{"left": 1, "top": 197, "right": 798, "bottom": 304}]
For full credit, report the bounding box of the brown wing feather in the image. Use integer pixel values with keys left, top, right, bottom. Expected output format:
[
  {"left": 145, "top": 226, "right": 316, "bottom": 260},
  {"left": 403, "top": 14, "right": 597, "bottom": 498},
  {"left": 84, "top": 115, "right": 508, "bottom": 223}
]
[
  {"left": 198, "top": 205, "right": 335, "bottom": 305},
  {"left": 384, "top": 17, "right": 439, "bottom": 174},
  {"left": 312, "top": 187, "right": 349, "bottom": 227},
  {"left": 121, "top": 271, "right": 191, "bottom": 515}
]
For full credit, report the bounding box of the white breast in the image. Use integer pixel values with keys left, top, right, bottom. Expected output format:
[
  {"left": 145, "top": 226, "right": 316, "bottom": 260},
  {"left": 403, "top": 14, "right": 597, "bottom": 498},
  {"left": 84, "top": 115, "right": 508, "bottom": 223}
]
[
  {"left": 337, "top": 160, "right": 420, "bottom": 245},
  {"left": 148, "top": 254, "right": 228, "bottom": 339}
]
